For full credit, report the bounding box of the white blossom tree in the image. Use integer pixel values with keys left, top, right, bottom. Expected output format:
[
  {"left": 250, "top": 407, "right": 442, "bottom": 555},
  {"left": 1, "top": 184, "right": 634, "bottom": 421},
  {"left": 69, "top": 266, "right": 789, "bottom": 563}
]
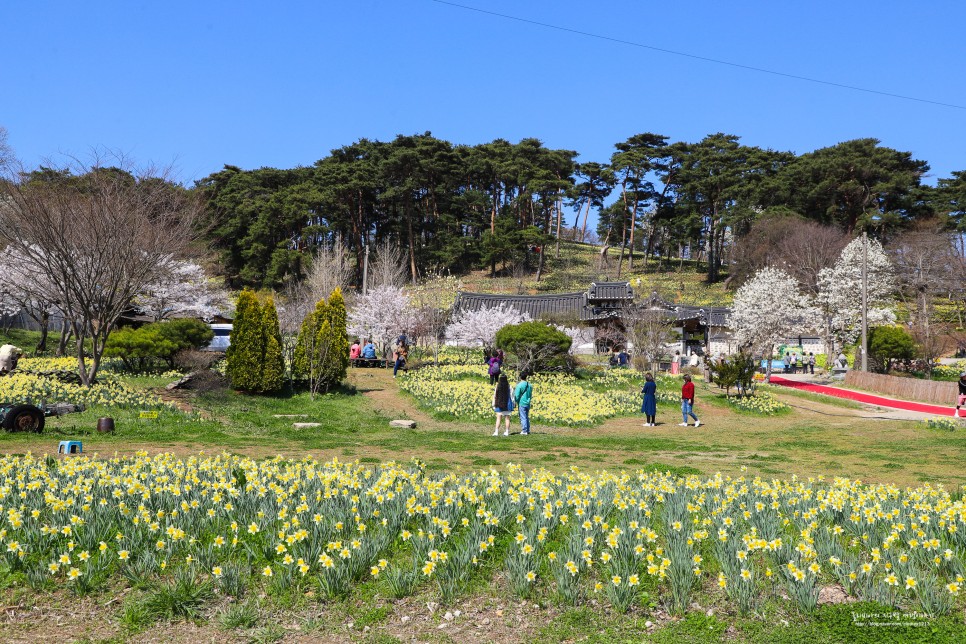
[
  {"left": 815, "top": 236, "right": 895, "bottom": 357},
  {"left": 731, "top": 267, "right": 817, "bottom": 380},
  {"left": 348, "top": 285, "right": 415, "bottom": 357},
  {"left": 446, "top": 303, "right": 531, "bottom": 352},
  {"left": 0, "top": 245, "right": 64, "bottom": 353},
  {"left": 553, "top": 325, "right": 584, "bottom": 355},
  {"left": 0, "top": 287, "right": 21, "bottom": 320},
  {"left": 137, "top": 258, "right": 231, "bottom": 322}
]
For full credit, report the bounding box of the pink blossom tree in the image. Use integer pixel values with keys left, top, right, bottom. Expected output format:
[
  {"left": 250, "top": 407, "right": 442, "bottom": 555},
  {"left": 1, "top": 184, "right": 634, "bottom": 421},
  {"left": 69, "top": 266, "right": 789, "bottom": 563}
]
[{"left": 348, "top": 285, "right": 415, "bottom": 357}]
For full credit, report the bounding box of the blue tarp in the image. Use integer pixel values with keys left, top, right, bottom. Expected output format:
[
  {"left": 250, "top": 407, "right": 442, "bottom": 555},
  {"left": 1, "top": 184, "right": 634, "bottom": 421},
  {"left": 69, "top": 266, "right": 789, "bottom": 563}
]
[{"left": 761, "top": 359, "right": 786, "bottom": 370}]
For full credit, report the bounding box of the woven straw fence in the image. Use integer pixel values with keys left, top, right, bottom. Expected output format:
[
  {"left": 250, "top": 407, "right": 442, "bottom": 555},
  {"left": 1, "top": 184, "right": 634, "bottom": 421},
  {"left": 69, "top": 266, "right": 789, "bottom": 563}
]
[{"left": 844, "top": 371, "right": 957, "bottom": 405}]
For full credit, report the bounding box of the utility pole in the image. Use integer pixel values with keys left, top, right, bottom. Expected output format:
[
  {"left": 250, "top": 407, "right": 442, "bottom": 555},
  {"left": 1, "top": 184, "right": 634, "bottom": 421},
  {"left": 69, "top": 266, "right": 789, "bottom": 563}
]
[
  {"left": 362, "top": 244, "right": 369, "bottom": 296},
  {"left": 861, "top": 232, "right": 868, "bottom": 372}
]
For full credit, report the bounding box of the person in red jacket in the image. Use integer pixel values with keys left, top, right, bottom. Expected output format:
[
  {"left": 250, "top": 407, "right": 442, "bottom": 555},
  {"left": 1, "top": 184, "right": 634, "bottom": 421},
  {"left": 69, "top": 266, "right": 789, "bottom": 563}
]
[{"left": 679, "top": 374, "right": 701, "bottom": 427}]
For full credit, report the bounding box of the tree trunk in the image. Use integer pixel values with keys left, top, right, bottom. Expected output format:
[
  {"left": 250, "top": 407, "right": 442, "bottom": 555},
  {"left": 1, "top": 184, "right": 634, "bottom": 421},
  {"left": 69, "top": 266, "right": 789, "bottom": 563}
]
[
  {"left": 628, "top": 182, "right": 639, "bottom": 272},
  {"left": 578, "top": 199, "right": 592, "bottom": 243},
  {"left": 57, "top": 324, "right": 72, "bottom": 357},
  {"left": 554, "top": 190, "right": 563, "bottom": 259},
  {"left": 407, "top": 209, "right": 418, "bottom": 284},
  {"left": 35, "top": 310, "right": 49, "bottom": 355}
]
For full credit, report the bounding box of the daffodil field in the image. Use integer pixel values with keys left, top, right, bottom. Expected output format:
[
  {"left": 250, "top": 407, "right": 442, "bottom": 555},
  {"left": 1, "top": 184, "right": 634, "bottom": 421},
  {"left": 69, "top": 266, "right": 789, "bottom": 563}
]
[
  {"left": 1, "top": 452, "right": 963, "bottom": 621},
  {"left": 0, "top": 372, "right": 170, "bottom": 410},
  {"left": 724, "top": 389, "right": 790, "bottom": 415},
  {"left": 397, "top": 365, "right": 680, "bottom": 426}
]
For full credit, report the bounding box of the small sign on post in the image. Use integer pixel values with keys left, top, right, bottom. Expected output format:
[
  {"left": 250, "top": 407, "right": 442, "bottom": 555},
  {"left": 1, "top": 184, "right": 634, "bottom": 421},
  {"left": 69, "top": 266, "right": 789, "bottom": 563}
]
[{"left": 139, "top": 411, "right": 160, "bottom": 420}]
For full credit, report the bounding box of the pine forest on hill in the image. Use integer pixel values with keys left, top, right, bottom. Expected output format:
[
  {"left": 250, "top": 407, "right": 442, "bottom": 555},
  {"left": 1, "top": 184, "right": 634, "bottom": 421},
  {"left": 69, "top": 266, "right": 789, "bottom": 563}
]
[{"left": 193, "top": 131, "right": 966, "bottom": 295}]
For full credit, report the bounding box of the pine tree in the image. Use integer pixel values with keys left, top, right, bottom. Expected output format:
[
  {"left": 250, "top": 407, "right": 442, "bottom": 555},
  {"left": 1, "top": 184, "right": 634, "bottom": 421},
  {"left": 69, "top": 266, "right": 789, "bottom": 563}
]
[
  {"left": 320, "top": 287, "right": 349, "bottom": 388},
  {"left": 226, "top": 289, "right": 264, "bottom": 391},
  {"left": 260, "top": 295, "right": 285, "bottom": 393}
]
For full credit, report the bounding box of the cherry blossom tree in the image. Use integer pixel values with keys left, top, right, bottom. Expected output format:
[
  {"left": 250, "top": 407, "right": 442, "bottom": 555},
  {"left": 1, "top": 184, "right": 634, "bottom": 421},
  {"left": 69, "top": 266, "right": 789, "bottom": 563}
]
[
  {"left": 815, "top": 237, "right": 895, "bottom": 357},
  {"left": 0, "top": 245, "right": 63, "bottom": 353},
  {"left": 137, "top": 258, "right": 231, "bottom": 322},
  {"left": 730, "top": 267, "right": 817, "bottom": 381},
  {"left": 348, "top": 285, "right": 415, "bottom": 357},
  {"left": 0, "top": 287, "right": 20, "bottom": 321},
  {"left": 446, "top": 303, "right": 531, "bottom": 352}
]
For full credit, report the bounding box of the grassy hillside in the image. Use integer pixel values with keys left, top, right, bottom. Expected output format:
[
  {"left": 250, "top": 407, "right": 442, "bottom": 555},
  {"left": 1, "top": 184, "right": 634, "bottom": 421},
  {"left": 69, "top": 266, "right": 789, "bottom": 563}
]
[{"left": 458, "top": 241, "right": 733, "bottom": 306}]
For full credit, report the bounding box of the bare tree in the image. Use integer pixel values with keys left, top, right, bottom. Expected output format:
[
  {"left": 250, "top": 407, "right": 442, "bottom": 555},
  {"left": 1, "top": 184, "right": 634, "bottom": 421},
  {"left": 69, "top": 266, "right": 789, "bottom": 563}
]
[
  {"left": 621, "top": 304, "right": 674, "bottom": 372},
  {"left": 276, "top": 280, "right": 312, "bottom": 382},
  {"left": 408, "top": 273, "right": 460, "bottom": 366},
  {"left": 890, "top": 224, "right": 958, "bottom": 376},
  {"left": 0, "top": 126, "right": 13, "bottom": 170},
  {"left": 369, "top": 240, "right": 408, "bottom": 289},
  {"left": 304, "top": 238, "right": 353, "bottom": 304},
  {"left": 0, "top": 156, "right": 200, "bottom": 385},
  {"left": 727, "top": 216, "right": 848, "bottom": 295}
]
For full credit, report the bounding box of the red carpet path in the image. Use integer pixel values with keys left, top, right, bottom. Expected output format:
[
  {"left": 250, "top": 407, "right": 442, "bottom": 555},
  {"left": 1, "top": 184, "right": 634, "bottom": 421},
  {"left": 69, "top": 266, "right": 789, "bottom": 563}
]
[{"left": 768, "top": 376, "right": 958, "bottom": 417}]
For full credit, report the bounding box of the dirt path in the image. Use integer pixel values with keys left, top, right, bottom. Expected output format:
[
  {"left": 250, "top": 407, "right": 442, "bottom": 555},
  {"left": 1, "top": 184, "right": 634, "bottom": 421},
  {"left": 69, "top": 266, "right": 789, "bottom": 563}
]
[{"left": 349, "top": 368, "right": 438, "bottom": 425}]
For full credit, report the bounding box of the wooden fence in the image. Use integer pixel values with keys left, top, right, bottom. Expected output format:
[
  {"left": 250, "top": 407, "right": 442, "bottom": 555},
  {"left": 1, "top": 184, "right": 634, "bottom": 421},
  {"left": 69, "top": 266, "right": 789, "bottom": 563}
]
[{"left": 844, "top": 371, "right": 957, "bottom": 405}]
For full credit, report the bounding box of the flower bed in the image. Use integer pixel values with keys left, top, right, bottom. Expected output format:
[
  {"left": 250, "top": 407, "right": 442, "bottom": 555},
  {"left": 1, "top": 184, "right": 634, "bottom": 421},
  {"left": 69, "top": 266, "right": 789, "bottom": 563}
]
[
  {"left": 0, "top": 373, "right": 169, "bottom": 409},
  {"left": 398, "top": 366, "right": 678, "bottom": 426},
  {"left": 724, "top": 389, "right": 790, "bottom": 415},
  {"left": 1, "top": 453, "right": 963, "bottom": 618}
]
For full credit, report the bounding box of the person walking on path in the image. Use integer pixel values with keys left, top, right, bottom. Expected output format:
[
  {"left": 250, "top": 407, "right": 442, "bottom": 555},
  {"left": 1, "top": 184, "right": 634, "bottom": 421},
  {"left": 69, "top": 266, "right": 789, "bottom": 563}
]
[
  {"left": 679, "top": 374, "right": 700, "bottom": 427},
  {"left": 492, "top": 374, "right": 513, "bottom": 436},
  {"left": 392, "top": 342, "right": 408, "bottom": 378},
  {"left": 782, "top": 353, "right": 791, "bottom": 374},
  {"left": 514, "top": 372, "right": 533, "bottom": 435},
  {"left": 956, "top": 372, "right": 966, "bottom": 418},
  {"left": 488, "top": 351, "right": 502, "bottom": 385},
  {"left": 641, "top": 372, "right": 657, "bottom": 426},
  {"left": 808, "top": 353, "right": 816, "bottom": 375}
]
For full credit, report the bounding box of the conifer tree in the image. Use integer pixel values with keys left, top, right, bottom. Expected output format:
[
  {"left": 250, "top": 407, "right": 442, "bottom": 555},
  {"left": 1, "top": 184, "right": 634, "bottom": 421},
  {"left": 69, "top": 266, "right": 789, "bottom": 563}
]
[
  {"left": 226, "top": 289, "right": 264, "bottom": 390},
  {"left": 293, "top": 297, "right": 328, "bottom": 381},
  {"left": 320, "top": 287, "right": 349, "bottom": 387},
  {"left": 260, "top": 295, "right": 285, "bottom": 393}
]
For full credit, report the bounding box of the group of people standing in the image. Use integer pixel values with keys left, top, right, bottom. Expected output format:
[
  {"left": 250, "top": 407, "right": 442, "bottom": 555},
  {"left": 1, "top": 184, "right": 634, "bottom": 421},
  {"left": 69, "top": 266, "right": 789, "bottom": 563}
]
[
  {"left": 491, "top": 371, "right": 533, "bottom": 436},
  {"left": 640, "top": 373, "right": 700, "bottom": 427},
  {"left": 783, "top": 352, "right": 816, "bottom": 374},
  {"left": 488, "top": 348, "right": 532, "bottom": 436},
  {"left": 487, "top": 349, "right": 702, "bottom": 435}
]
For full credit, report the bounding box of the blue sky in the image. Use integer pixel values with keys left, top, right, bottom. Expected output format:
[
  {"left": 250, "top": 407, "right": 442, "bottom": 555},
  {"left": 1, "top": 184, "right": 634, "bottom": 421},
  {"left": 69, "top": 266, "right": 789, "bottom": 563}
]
[{"left": 4, "top": 0, "right": 965, "bottom": 199}]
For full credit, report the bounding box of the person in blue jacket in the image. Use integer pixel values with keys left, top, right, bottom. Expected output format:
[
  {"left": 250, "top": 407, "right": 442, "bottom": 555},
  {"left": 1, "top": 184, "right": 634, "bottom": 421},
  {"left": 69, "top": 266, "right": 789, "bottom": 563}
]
[
  {"left": 514, "top": 371, "right": 533, "bottom": 435},
  {"left": 362, "top": 341, "right": 377, "bottom": 359},
  {"left": 641, "top": 372, "right": 657, "bottom": 426}
]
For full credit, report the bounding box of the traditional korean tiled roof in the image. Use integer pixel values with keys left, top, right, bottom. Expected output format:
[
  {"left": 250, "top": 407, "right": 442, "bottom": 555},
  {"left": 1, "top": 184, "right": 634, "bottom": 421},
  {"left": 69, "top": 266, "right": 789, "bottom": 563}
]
[
  {"left": 587, "top": 282, "right": 634, "bottom": 301},
  {"left": 453, "top": 282, "right": 731, "bottom": 326},
  {"left": 454, "top": 291, "right": 604, "bottom": 321},
  {"left": 674, "top": 306, "right": 731, "bottom": 327}
]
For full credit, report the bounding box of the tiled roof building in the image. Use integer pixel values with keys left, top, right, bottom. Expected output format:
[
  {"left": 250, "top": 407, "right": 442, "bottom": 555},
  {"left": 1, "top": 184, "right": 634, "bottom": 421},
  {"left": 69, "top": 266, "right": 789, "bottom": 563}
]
[{"left": 454, "top": 282, "right": 635, "bottom": 322}]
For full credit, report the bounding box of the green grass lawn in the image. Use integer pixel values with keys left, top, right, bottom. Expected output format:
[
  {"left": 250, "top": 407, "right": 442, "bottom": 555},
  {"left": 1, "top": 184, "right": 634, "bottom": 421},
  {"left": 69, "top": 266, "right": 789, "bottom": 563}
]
[{"left": 5, "top": 367, "right": 963, "bottom": 490}]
